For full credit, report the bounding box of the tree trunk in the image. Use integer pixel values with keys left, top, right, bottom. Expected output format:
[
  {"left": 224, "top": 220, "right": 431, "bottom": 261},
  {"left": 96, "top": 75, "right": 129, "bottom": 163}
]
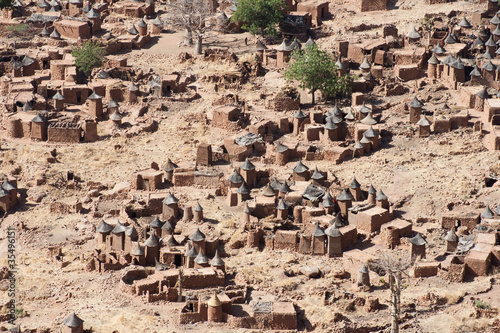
[
  {"left": 194, "top": 35, "right": 202, "bottom": 55},
  {"left": 390, "top": 273, "right": 400, "bottom": 333},
  {"left": 311, "top": 89, "right": 316, "bottom": 105},
  {"left": 184, "top": 28, "right": 193, "bottom": 46}
]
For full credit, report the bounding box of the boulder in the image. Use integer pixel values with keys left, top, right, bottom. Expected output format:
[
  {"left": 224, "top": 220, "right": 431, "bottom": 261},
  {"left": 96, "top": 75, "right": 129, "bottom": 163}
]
[{"left": 299, "top": 266, "right": 321, "bottom": 278}]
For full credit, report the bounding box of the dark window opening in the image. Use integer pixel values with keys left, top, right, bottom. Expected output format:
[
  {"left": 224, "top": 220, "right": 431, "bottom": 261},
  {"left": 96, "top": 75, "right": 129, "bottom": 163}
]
[
  {"left": 485, "top": 177, "right": 497, "bottom": 187},
  {"left": 174, "top": 254, "right": 182, "bottom": 267}
]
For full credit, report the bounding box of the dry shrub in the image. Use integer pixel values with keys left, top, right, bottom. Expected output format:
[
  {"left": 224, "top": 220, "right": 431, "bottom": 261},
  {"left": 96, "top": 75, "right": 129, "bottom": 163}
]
[
  {"left": 275, "top": 278, "right": 298, "bottom": 291},
  {"left": 195, "top": 123, "right": 207, "bottom": 138},
  {"left": 107, "top": 312, "right": 156, "bottom": 331},
  {"left": 301, "top": 294, "right": 340, "bottom": 324},
  {"left": 1, "top": 149, "right": 16, "bottom": 163},
  {"left": 453, "top": 318, "right": 497, "bottom": 333}
]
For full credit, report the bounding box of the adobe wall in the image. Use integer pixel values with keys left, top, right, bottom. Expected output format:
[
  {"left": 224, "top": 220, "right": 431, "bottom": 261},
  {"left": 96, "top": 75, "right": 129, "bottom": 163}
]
[
  {"left": 441, "top": 212, "right": 479, "bottom": 231},
  {"left": 50, "top": 61, "right": 72, "bottom": 81},
  {"left": 355, "top": 208, "right": 393, "bottom": 233},
  {"left": 182, "top": 271, "right": 225, "bottom": 288},
  {"left": 53, "top": 21, "right": 91, "bottom": 40},
  {"left": 272, "top": 311, "right": 297, "bottom": 330},
  {"left": 360, "top": 0, "right": 387, "bottom": 11},
  {"left": 173, "top": 172, "right": 195, "bottom": 187},
  {"left": 179, "top": 312, "right": 204, "bottom": 324},
  {"left": 213, "top": 108, "right": 240, "bottom": 128},
  {"left": 465, "top": 252, "right": 491, "bottom": 277},
  {"left": 62, "top": 86, "right": 89, "bottom": 105},
  {"left": 49, "top": 201, "right": 82, "bottom": 214},
  {"left": 227, "top": 314, "right": 256, "bottom": 329},
  {"left": 146, "top": 288, "right": 178, "bottom": 302},
  {"left": 146, "top": 196, "right": 165, "bottom": 215},
  {"left": 395, "top": 64, "right": 420, "bottom": 82},
  {"left": 47, "top": 124, "right": 82, "bottom": 143},
  {"left": 414, "top": 262, "right": 440, "bottom": 278},
  {"left": 339, "top": 225, "right": 357, "bottom": 250},
  {"left": 274, "top": 230, "right": 299, "bottom": 251},
  {"left": 273, "top": 97, "right": 300, "bottom": 112},
  {"left": 135, "top": 279, "right": 159, "bottom": 295}
]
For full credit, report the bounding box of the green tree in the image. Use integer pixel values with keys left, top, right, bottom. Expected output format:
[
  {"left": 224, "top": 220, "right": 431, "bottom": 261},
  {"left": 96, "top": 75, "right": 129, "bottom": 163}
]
[
  {"left": 231, "top": 0, "right": 286, "bottom": 37},
  {"left": 284, "top": 44, "right": 353, "bottom": 105},
  {"left": 71, "top": 41, "right": 107, "bottom": 76},
  {"left": 0, "top": 0, "right": 13, "bottom": 9}
]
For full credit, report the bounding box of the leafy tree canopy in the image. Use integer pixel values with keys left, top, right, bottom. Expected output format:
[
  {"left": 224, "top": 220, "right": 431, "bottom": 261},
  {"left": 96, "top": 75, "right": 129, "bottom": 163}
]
[
  {"left": 284, "top": 44, "right": 353, "bottom": 104},
  {"left": 71, "top": 41, "right": 106, "bottom": 76},
  {"left": 231, "top": 0, "right": 286, "bottom": 36},
  {"left": 0, "top": 0, "right": 13, "bottom": 9}
]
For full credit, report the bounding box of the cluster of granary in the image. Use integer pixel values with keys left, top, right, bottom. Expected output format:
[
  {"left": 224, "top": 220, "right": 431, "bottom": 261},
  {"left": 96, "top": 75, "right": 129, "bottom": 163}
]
[
  {"left": 3, "top": 30, "right": 192, "bottom": 141},
  {"left": 250, "top": 0, "right": 500, "bottom": 149},
  {"left": 2, "top": 0, "right": 196, "bottom": 144},
  {"left": 7, "top": 0, "right": 157, "bottom": 39},
  {"left": 208, "top": 100, "right": 384, "bottom": 167},
  {"left": 3, "top": 51, "right": 188, "bottom": 143},
  {"left": 106, "top": 148, "right": 500, "bottom": 277},
  {"left": 345, "top": 2, "right": 500, "bottom": 148},
  {"left": 96, "top": 154, "right": 399, "bottom": 266},
  {"left": 63, "top": 285, "right": 296, "bottom": 331},
  {"left": 93, "top": 213, "right": 224, "bottom": 271},
  {"left": 92, "top": 191, "right": 298, "bottom": 328}
]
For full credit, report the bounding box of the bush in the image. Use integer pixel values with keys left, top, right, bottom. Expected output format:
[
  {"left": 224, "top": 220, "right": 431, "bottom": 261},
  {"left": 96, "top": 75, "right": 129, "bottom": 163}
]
[
  {"left": 0, "top": 0, "right": 13, "bottom": 9},
  {"left": 7, "top": 23, "right": 29, "bottom": 33},
  {"left": 475, "top": 300, "right": 490, "bottom": 310},
  {"left": 71, "top": 41, "right": 107, "bottom": 76}
]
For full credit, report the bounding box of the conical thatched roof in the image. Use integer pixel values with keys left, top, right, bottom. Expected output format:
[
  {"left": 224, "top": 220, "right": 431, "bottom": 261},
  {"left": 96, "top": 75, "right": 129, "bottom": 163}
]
[{"left": 63, "top": 313, "right": 83, "bottom": 328}]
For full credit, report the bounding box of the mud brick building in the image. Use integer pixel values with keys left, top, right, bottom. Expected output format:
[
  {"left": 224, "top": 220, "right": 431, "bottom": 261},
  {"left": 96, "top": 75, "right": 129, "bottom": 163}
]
[
  {"left": 0, "top": 178, "right": 19, "bottom": 215},
  {"left": 116, "top": 1, "right": 153, "bottom": 18},
  {"left": 53, "top": 19, "right": 91, "bottom": 40},
  {"left": 61, "top": 85, "right": 90, "bottom": 105},
  {"left": 347, "top": 39, "right": 389, "bottom": 66},
  {"left": 47, "top": 121, "right": 82, "bottom": 143},
  {"left": 131, "top": 166, "right": 163, "bottom": 191},
  {"left": 50, "top": 59, "right": 76, "bottom": 81},
  {"left": 162, "top": 74, "right": 187, "bottom": 94},
  {"left": 296, "top": 0, "right": 329, "bottom": 26}
]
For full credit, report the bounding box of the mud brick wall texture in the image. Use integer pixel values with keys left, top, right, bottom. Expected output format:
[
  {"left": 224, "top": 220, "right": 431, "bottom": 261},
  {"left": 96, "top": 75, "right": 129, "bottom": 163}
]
[
  {"left": 360, "top": 0, "right": 387, "bottom": 11},
  {"left": 47, "top": 126, "right": 81, "bottom": 143}
]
